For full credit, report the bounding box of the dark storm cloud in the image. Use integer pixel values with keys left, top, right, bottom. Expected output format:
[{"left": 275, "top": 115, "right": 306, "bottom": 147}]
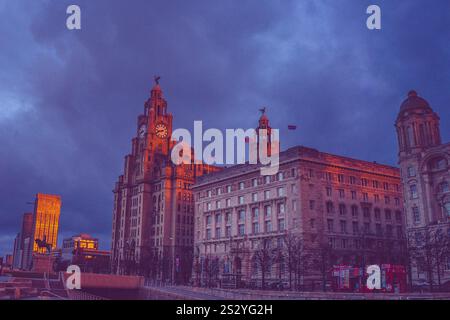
[{"left": 0, "top": 0, "right": 449, "bottom": 256}]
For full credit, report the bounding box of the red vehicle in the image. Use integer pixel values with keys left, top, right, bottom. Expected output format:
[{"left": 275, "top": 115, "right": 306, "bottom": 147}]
[{"left": 331, "top": 264, "right": 407, "bottom": 293}]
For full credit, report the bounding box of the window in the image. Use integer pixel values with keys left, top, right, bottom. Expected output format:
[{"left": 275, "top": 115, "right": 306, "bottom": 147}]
[
  {"left": 309, "top": 200, "right": 315, "bottom": 210},
  {"left": 383, "top": 182, "right": 389, "bottom": 191},
  {"left": 227, "top": 185, "right": 232, "bottom": 193},
  {"left": 363, "top": 207, "right": 370, "bottom": 219},
  {"left": 395, "top": 197, "right": 400, "bottom": 206},
  {"left": 410, "top": 185, "right": 418, "bottom": 199},
  {"left": 207, "top": 190, "right": 212, "bottom": 197},
  {"left": 265, "top": 176, "right": 271, "bottom": 184},
  {"left": 264, "top": 206, "right": 272, "bottom": 219},
  {"left": 326, "top": 201, "right": 334, "bottom": 214},
  {"left": 238, "top": 224, "right": 245, "bottom": 236},
  {"left": 265, "top": 220, "right": 272, "bottom": 232},
  {"left": 238, "top": 196, "right": 245, "bottom": 204},
  {"left": 206, "top": 229, "right": 211, "bottom": 240},
  {"left": 216, "top": 187, "right": 222, "bottom": 195},
  {"left": 440, "top": 182, "right": 449, "bottom": 193},
  {"left": 239, "top": 182, "right": 245, "bottom": 190},
  {"left": 338, "top": 174, "right": 344, "bottom": 183},
  {"left": 277, "top": 203, "right": 285, "bottom": 215},
  {"left": 252, "top": 222, "right": 259, "bottom": 234},
  {"left": 277, "top": 187, "right": 284, "bottom": 197},
  {"left": 215, "top": 214, "right": 222, "bottom": 224},
  {"left": 412, "top": 207, "right": 420, "bottom": 224},
  {"left": 225, "top": 226, "right": 231, "bottom": 237},
  {"left": 385, "top": 209, "right": 392, "bottom": 220},
  {"left": 351, "top": 191, "right": 357, "bottom": 200},
  {"left": 352, "top": 222, "right": 359, "bottom": 234},
  {"left": 252, "top": 193, "right": 258, "bottom": 202},
  {"left": 362, "top": 178, "right": 368, "bottom": 187},
  {"left": 252, "top": 178, "right": 258, "bottom": 187},
  {"left": 327, "top": 219, "right": 334, "bottom": 232},
  {"left": 291, "top": 184, "right": 297, "bottom": 193},
  {"left": 278, "top": 219, "right": 285, "bottom": 231},
  {"left": 339, "top": 204, "right": 346, "bottom": 215},
  {"left": 207, "top": 202, "right": 212, "bottom": 211},
  {"left": 444, "top": 203, "right": 450, "bottom": 217},
  {"left": 252, "top": 207, "right": 259, "bottom": 220},
  {"left": 277, "top": 172, "right": 284, "bottom": 181},
  {"left": 325, "top": 172, "right": 332, "bottom": 181},
  {"left": 292, "top": 200, "right": 297, "bottom": 212},
  {"left": 363, "top": 193, "right": 369, "bottom": 202},
  {"left": 364, "top": 222, "right": 370, "bottom": 234},
  {"left": 351, "top": 205, "right": 358, "bottom": 218},
  {"left": 407, "top": 166, "right": 416, "bottom": 177},
  {"left": 373, "top": 180, "right": 379, "bottom": 189},
  {"left": 374, "top": 194, "right": 380, "bottom": 203},
  {"left": 350, "top": 176, "right": 356, "bottom": 185},
  {"left": 374, "top": 208, "right": 381, "bottom": 221},
  {"left": 384, "top": 196, "right": 390, "bottom": 204},
  {"left": 326, "top": 187, "right": 332, "bottom": 197},
  {"left": 238, "top": 210, "right": 245, "bottom": 222},
  {"left": 216, "top": 200, "right": 221, "bottom": 209},
  {"left": 340, "top": 220, "right": 347, "bottom": 233},
  {"left": 206, "top": 215, "right": 212, "bottom": 226},
  {"left": 215, "top": 227, "right": 221, "bottom": 238},
  {"left": 339, "top": 189, "right": 345, "bottom": 198},
  {"left": 226, "top": 198, "right": 231, "bottom": 207},
  {"left": 225, "top": 212, "right": 231, "bottom": 223}
]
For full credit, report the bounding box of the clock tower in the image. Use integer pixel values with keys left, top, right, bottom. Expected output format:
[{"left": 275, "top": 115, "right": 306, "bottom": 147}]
[{"left": 111, "top": 78, "right": 221, "bottom": 283}]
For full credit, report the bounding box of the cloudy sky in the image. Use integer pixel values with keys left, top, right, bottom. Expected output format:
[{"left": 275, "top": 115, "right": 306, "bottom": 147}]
[{"left": 0, "top": 0, "right": 449, "bottom": 256}]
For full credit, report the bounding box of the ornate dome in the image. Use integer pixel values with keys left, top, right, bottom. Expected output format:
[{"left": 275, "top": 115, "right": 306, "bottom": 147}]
[{"left": 400, "top": 90, "right": 430, "bottom": 111}]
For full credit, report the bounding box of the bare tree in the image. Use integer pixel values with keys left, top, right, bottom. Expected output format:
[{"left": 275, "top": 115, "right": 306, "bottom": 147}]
[
  {"left": 253, "top": 238, "right": 275, "bottom": 290},
  {"left": 314, "top": 241, "right": 334, "bottom": 292},
  {"left": 283, "top": 232, "right": 298, "bottom": 290},
  {"left": 282, "top": 232, "right": 310, "bottom": 290},
  {"left": 408, "top": 227, "right": 450, "bottom": 292}
]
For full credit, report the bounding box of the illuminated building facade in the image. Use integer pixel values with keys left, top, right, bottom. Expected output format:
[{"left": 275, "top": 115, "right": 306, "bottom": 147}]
[
  {"left": 25, "top": 193, "right": 61, "bottom": 270},
  {"left": 61, "top": 234, "right": 110, "bottom": 273},
  {"left": 395, "top": 90, "right": 450, "bottom": 289},
  {"left": 111, "top": 79, "right": 220, "bottom": 282},
  {"left": 193, "top": 114, "right": 406, "bottom": 289}
]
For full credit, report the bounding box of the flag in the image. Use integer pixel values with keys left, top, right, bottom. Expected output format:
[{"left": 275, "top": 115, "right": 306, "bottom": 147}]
[{"left": 288, "top": 125, "right": 297, "bottom": 130}]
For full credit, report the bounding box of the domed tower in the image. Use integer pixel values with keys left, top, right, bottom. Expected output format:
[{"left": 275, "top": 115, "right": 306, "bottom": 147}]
[{"left": 395, "top": 90, "right": 441, "bottom": 159}]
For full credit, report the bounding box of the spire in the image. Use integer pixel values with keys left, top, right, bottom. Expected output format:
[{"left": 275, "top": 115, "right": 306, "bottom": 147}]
[
  {"left": 258, "top": 106, "right": 269, "bottom": 128},
  {"left": 151, "top": 75, "right": 162, "bottom": 94}
]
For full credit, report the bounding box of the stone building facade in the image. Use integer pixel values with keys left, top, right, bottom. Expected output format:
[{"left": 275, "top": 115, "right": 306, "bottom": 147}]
[
  {"left": 395, "top": 90, "right": 450, "bottom": 289},
  {"left": 193, "top": 114, "right": 406, "bottom": 289},
  {"left": 110, "top": 80, "right": 219, "bottom": 283}
]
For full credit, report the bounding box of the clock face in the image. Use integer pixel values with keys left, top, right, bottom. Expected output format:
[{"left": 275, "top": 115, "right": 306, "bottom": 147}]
[
  {"left": 155, "top": 123, "right": 168, "bottom": 138},
  {"left": 138, "top": 125, "right": 147, "bottom": 138}
]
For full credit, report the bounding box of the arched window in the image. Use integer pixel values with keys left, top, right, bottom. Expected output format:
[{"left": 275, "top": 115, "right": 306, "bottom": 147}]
[
  {"left": 407, "top": 126, "right": 415, "bottom": 147},
  {"left": 428, "top": 157, "right": 447, "bottom": 171},
  {"left": 440, "top": 181, "right": 449, "bottom": 193},
  {"left": 326, "top": 201, "right": 334, "bottom": 214},
  {"left": 444, "top": 203, "right": 450, "bottom": 218}
]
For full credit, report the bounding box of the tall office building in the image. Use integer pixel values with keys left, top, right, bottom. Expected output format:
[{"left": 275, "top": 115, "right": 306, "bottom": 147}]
[
  {"left": 11, "top": 212, "right": 33, "bottom": 270},
  {"left": 24, "top": 194, "right": 61, "bottom": 270}
]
